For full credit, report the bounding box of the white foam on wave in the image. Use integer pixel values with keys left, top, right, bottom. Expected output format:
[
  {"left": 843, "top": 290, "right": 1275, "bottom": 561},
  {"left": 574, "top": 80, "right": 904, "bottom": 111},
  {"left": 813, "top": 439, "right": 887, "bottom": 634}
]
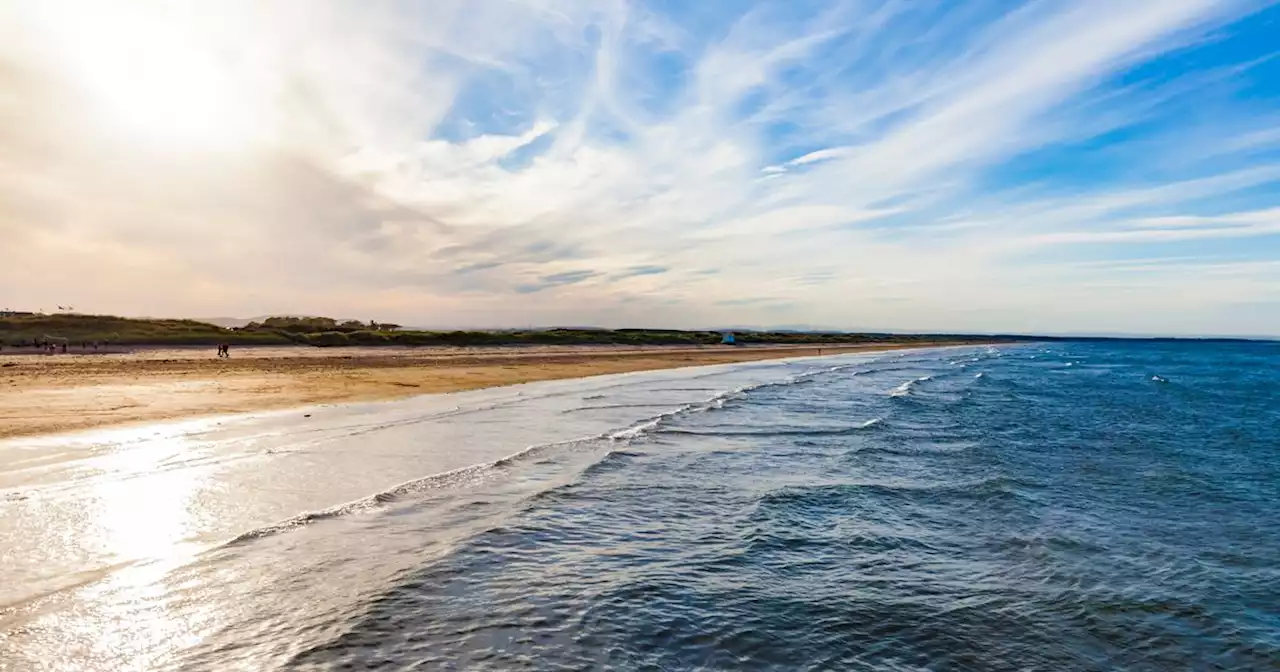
[
  {"left": 230, "top": 377, "right": 784, "bottom": 544},
  {"left": 661, "top": 416, "right": 886, "bottom": 438},
  {"left": 223, "top": 437, "right": 586, "bottom": 544},
  {"left": 211, "top": 351, "right": 954, "bottom": 549},
  {"left": 609, "top": 416, "right": 668, "bottom": 441},
  {"left": 606, "top": 375, "right": 805, "bottom": 440},
  {"left": 890, "top": 375, "right": 933, "bottom": 397}
]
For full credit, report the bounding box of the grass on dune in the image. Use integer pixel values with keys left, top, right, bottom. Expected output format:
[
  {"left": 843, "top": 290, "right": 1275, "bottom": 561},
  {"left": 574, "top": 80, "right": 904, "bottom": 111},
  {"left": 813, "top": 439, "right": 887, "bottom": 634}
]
[{"left": 0, "top": 313, "right": 994, "bottom": 348}]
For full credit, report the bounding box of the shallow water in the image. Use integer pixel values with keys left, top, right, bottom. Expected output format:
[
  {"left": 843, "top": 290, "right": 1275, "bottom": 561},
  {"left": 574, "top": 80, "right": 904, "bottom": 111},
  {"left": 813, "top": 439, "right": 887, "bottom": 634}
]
[{"left": 2, "top": 343, "right": 1278, "bottom": 670}]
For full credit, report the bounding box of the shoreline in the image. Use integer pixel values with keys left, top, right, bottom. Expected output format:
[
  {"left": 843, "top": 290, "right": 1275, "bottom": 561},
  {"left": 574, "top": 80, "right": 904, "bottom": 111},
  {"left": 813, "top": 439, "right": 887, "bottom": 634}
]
[{"left": 0, "top": 342, "right": 985, "bottom": 440}]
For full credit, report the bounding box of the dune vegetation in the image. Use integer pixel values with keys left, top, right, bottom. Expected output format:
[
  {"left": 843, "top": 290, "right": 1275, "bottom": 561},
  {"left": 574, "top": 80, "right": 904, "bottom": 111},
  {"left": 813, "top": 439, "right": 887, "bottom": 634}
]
[{"left": 0, "top": 312, "right": 994, "bottom": 348}]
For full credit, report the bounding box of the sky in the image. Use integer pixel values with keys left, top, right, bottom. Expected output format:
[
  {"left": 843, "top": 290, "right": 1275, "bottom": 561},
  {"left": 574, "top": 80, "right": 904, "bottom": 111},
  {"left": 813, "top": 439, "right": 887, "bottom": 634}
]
[{"left": 1, "top": 0, "right": 1279, "bottom": 336}]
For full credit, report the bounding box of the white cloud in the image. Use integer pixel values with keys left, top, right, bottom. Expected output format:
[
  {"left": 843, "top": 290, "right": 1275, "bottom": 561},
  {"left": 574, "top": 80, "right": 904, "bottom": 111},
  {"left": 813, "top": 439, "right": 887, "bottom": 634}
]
[{"left": 1, "top": 0, "right": 1278, "bottom": 335}]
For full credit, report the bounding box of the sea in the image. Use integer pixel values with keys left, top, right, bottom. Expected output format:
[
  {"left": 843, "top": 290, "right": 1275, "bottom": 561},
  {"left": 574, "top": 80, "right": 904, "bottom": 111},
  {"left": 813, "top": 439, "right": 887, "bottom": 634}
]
[{"left": 1, "top": 342, "right": 1278, "bottom": 671}]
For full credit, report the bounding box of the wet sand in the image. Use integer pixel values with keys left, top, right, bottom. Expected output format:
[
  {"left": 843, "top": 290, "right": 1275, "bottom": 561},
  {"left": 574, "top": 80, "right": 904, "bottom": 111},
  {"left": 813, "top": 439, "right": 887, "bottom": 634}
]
[{"left": 0, "top": 343, "right": 957, "bottom": 439}]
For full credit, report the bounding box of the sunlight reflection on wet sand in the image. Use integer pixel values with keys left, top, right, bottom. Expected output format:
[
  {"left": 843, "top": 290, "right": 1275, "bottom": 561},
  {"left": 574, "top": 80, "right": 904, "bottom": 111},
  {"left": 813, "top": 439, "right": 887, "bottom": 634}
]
[{"left": 3, "top": 432, "right": 220, "bottom": 669}]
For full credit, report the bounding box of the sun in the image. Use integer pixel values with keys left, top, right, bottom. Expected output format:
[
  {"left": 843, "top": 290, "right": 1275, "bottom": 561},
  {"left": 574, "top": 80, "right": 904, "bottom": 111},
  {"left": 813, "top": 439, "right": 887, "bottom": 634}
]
[
  {"left": 37, "top": 3, "right": 259, "bottom": 151},
  {"left": 79, "top": 27, "right": 251, "bottom": 149}
]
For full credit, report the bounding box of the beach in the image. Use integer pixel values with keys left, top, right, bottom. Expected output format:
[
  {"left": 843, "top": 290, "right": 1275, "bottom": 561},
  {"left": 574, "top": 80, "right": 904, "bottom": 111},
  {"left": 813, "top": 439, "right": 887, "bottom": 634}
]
[
  {"left": 0, "top": 342, "right": 949, "bottom": 439},
  {"left": 5, "top": 342, "right": 1275, "bottom": 670}
]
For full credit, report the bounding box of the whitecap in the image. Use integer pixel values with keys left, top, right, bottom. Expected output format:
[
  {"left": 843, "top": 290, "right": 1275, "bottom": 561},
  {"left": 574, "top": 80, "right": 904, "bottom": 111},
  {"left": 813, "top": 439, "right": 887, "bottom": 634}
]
[{"left": 890, "top": 375, "right": 933, "bottom": 397}]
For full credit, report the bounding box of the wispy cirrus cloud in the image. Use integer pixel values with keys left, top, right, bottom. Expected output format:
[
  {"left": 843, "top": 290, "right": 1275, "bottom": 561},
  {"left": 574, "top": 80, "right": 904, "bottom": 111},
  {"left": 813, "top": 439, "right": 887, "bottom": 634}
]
[{"left": 1, "top": 0, "right": 1278, "bottom": 334}]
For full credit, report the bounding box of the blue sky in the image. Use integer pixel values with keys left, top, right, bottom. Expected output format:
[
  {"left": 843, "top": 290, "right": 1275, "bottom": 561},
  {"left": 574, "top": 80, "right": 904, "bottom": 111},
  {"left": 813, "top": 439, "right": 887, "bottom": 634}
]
[{"left": 2, "top": 0, "right": 1279, "bottom": 335}]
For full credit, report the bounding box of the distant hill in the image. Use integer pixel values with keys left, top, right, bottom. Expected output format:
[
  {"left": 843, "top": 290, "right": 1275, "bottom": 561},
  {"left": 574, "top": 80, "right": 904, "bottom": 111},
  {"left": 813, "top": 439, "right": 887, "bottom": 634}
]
[
  {"left": 0, "top": 313, "right": 288, "bottom": 346},
  {"left": 0, "top": 312, "right": 1004, "bottom": 348},
  {"left": 195, "top": 317, "right": 253, "bottom": 329},
  {"left": 196, "top": 316, "right": 366, "bottom": 329}
]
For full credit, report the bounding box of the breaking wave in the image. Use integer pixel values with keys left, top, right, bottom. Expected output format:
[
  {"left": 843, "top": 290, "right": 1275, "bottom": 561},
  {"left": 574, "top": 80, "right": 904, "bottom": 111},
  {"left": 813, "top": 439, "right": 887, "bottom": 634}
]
[
  {"left": 890, "top": 375, "right": 933, "bottom": 397},
  {"left": 659, "top": 418, "right": 884, "bottom": 438}
]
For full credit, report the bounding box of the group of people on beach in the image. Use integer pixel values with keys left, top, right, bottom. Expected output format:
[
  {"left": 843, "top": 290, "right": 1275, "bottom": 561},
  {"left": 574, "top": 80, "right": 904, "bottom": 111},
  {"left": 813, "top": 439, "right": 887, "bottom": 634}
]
[{"left": 0, "top": 340, "right": 104, "bottom": 354}]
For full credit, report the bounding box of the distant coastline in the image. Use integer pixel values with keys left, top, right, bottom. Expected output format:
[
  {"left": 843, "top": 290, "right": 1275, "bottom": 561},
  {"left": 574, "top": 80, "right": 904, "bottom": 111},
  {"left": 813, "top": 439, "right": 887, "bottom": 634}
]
[{"left": 0, "top": 312, "right": 1003, "bottom": 349}]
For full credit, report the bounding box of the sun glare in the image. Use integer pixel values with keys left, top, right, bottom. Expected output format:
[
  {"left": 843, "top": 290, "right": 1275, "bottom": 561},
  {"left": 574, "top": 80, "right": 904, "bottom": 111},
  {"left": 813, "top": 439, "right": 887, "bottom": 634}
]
[{"left": 42, "top": 4, "right": 259, "bottom": 151}]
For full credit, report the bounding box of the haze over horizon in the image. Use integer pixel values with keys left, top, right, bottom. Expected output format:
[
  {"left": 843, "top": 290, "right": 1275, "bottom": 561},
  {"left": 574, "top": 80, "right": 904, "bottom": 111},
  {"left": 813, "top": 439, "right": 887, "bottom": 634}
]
[{"left": 3, "top": 1, "right": 1279, "bottom": 337}]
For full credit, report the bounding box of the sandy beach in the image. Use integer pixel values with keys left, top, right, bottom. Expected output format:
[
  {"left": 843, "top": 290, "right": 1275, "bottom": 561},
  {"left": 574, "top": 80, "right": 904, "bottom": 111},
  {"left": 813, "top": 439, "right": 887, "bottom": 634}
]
[{"left": 0, "top": 342, "right": 963, "bottom": 439}]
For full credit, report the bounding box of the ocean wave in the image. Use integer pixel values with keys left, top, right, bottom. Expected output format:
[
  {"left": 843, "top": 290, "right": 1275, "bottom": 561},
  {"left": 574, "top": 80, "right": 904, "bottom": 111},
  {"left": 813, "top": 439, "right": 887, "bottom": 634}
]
[
  {"left": 574, "top": 449, "right": 647, "bottom": 480},
  {"left": 224, "top": 383, "right": 771, "bottom": 545},
  {"left": 609, "top": 416, "right": 669, "bottom": 441},
  {"left": 595, "top": 370, "right": 834, "bottom": 434},
  {"left": 742, "top": 526, "right": 932, "bottom": 555},
  {"left": 803, "top": 362, "right": 868, "bottom": 377},
  {"left": 756, "top": 474, "right": 1041, "bottom": 508},
  {"left": 561, "top": 403, "right": 681, "bottom": 414},
  {"left": 223, "top": 435, "right": 603, "bottom": 546},
  {"left": 993, "top": 532, "right": 1108, "bottom": 555},
  {"left": 889, "top": 375, "right": 933, "bottom": 397},
  {"left": 660, "top": 418, "right": 884, "bottom": 438},
  {"left": 605, "top": 390, "right": 739, "bottom": 440},
  {"left": 218, "top": 362, "right": 920, "bottom": 548},
  {"left": 849, "top": 440, "right": 978, "bottom": 457}
]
